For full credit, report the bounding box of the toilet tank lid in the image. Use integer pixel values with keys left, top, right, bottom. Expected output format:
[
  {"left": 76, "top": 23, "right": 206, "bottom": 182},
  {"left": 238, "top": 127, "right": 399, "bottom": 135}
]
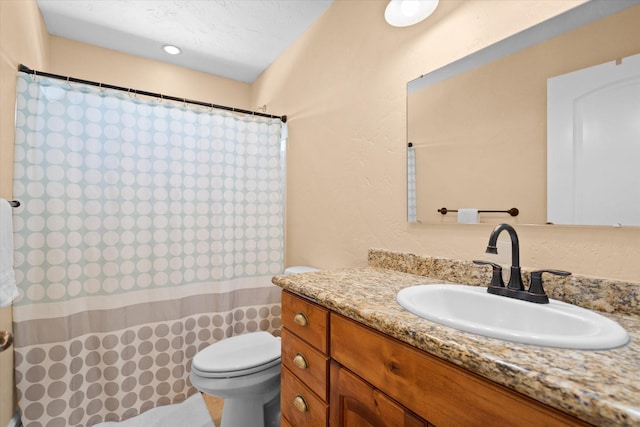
[
  {"left": 284, "top": 266, "right": 320, "bottom": 274},
  {"left": 193, "top": 332, "right": 280, "bottom": 373}
]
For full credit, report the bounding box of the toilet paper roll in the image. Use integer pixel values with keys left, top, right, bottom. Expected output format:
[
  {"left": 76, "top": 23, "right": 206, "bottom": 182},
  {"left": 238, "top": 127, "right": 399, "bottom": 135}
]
[{"left": 457, "top": 208, "right": 479, "bottom": 224}]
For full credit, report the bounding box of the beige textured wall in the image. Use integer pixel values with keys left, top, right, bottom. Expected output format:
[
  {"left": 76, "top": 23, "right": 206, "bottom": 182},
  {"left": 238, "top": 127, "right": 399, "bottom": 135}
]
[
  {"left": 0, "top": 1, "right": 49, "bottom": 423},
  {"left": 253, "top": 0, "right": 640, "bottom": 282},
  {"left": 0, "top": 0, "right": 49, "bottom": 197},
  {"left": 48, "top": 37, "right": 252, "bottom": 110}
]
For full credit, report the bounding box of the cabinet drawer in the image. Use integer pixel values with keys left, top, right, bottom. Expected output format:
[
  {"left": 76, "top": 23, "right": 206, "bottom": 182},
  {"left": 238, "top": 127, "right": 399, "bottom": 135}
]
[
  {"left": 330, "top": 361, "right": 428, "bottom": 427},
  {"left": 282, "top": 328, "right": 329, "bottom": 401},
  {"left": 282, "top": 291, "right": 329, "bottom": 353},
  {"left": 331, "top": 313, "right": 588, "bottom": 427},
  {"left": 281, "top": 366, "right": 328, "bottom": 427}
]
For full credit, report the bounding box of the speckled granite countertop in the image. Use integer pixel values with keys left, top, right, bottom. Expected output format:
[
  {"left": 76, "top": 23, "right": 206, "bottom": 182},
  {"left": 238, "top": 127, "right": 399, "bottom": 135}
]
[{"left": 272, "top": 266, "right": 640, "bottom": 426}]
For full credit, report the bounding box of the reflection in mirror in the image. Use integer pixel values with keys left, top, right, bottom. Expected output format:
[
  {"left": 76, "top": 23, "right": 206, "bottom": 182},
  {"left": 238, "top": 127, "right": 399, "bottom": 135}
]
[
  {"left": 548, "top": 53, "right": 640, "bottom": 226},
  {"left": 407, "top": 0, "right": 640, "bottom": 225}
]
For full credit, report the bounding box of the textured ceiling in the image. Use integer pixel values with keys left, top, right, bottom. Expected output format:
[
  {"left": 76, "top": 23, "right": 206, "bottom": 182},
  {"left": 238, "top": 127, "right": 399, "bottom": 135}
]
[{"left": 36, "top": 0, "right": 334, "bottom": 83}]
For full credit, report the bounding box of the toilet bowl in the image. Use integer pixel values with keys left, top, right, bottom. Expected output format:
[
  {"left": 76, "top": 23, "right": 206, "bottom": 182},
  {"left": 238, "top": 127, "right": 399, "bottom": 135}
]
[{"left": 189, "top": 266, "right": 319, "bottom": 427}]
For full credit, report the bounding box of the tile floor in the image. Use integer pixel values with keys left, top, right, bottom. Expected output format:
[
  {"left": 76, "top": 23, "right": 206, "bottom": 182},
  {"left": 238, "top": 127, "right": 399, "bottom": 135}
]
[{"left": 202, "top": 394, "right": 224, "bottom": 426}]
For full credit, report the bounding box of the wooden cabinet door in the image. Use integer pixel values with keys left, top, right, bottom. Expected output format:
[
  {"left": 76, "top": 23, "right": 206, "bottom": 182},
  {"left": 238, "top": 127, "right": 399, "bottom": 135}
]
[{"left": 330, "top": 361, "right": 428, "bottom": 427}]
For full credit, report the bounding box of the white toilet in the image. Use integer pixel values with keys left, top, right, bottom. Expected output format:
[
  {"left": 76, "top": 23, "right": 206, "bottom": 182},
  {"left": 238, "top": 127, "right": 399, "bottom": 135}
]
[{"left": 189, "top": 266, "right": 320, "bottom": 427}]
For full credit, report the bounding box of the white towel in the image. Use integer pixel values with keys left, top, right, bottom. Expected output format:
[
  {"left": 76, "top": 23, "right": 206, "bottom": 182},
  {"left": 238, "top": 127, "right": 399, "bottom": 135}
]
[
  {"left": 0, "top": 199, "right": 18, "bottom": 307},
  {"left": 457, "top": 208, "right": 479, "bottom": 224}
]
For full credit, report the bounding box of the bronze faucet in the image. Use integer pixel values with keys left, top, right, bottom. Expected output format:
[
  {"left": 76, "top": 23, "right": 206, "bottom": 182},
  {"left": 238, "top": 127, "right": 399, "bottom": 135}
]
[{"left": 474, "top": 224, "right": 570, "bottom": 304}]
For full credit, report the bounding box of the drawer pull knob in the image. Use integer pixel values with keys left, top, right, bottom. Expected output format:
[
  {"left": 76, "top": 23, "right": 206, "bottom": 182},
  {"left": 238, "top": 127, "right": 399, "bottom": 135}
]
[
  {"left": 293, "top": 353, "right": 309, "bottom": 370},
  {"left": 293, "top": 312, "right": 309, "bottom": 327},
  {"left": 0, "top": 331, "right": 13, "bottom": 352},
  {"left": 293, "top": 394, "right": 308, "bottom": 413}
]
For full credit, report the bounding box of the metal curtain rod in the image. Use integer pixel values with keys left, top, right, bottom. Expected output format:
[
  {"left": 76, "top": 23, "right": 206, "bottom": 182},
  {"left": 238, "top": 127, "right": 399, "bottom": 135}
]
[
  {"left": 438, "top": 207, "right": 519, "bottom": 217},
  {"left": 18, "top": 64, "right": 287, "bottom": 123}
]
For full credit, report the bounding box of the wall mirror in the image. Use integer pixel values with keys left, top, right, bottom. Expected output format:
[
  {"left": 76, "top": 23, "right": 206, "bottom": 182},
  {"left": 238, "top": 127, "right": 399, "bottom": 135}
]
[{"left": 407, "top": 0, "right": 640, "bottom": 225}]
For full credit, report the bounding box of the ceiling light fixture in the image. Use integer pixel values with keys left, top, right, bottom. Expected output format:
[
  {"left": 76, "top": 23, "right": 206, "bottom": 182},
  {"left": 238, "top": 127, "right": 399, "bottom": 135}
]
[
  {"left": 162, "top": 45, "right": 181, "bottom": 55},
  {"left": 385, "top": 0, "right": 439, "bottom": 27}
]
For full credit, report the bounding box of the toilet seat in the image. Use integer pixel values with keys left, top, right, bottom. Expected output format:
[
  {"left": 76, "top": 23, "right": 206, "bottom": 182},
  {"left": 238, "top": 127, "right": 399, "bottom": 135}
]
[{"left": 192, "top": 331, "right": 281, "bottom": 379}]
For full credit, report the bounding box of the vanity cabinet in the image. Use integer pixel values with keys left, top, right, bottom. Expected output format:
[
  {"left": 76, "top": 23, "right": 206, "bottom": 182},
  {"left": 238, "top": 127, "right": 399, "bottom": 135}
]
[
  {"left": 281, "top": 291, "right": 330, "bottom": 426},
  {"left": 330, "top": 312, "right": 590, "bottom": 427},
  {"left": 281, "top": 290, "right": 591, "bottom": 427}
]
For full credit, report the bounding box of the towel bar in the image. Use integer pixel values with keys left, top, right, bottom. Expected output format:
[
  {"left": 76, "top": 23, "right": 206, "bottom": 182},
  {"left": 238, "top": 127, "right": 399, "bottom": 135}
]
[{"left": 438, "top": 207, "right": 519, "bottom": 216}]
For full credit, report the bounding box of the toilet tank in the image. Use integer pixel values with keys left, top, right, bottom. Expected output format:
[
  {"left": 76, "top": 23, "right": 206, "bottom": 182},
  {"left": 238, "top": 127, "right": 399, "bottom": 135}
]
[{"left": 284, "top": 266, "right": 320, "bottom": 274}]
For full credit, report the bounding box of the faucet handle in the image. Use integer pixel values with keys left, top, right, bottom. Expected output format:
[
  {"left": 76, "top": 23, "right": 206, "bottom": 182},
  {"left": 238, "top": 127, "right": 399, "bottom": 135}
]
[
  {"left": 529, "top": 269, "right": 571, "bottom": 296},
  {"left": 473, "top": 260, "right": 505, "bottom": 288}
]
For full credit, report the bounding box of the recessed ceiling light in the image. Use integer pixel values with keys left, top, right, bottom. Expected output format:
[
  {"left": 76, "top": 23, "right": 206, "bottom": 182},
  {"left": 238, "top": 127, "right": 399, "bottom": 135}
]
[
  {"left": 163, "top": 45, "right": 181, "bottom": 55},
  {"left": 385, "top": 0, "right": 439, "bottom": 27}
]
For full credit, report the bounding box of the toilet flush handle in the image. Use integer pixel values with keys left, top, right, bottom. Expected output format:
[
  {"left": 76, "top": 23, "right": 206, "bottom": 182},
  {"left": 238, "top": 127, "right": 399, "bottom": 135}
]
[{"left": 293, "top": 312, "right": 309, "bottom": 327}]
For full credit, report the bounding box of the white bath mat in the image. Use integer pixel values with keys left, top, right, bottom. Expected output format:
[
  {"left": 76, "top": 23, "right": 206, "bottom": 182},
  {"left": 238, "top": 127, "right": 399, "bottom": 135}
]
[{"left": 95, "top": 393, "right": 215, "bottom": 427}]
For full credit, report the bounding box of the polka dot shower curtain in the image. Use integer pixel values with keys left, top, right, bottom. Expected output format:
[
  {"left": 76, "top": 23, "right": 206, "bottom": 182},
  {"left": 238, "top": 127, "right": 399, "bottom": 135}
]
[{"left": 11, "top": 72, "right": 286, "bottom": 427}]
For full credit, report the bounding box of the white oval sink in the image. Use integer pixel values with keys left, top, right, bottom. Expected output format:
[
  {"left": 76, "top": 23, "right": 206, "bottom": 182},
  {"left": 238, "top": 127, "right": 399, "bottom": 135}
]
[{"left": 396, "top": 284, "right": 629, "bottom": 350}]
